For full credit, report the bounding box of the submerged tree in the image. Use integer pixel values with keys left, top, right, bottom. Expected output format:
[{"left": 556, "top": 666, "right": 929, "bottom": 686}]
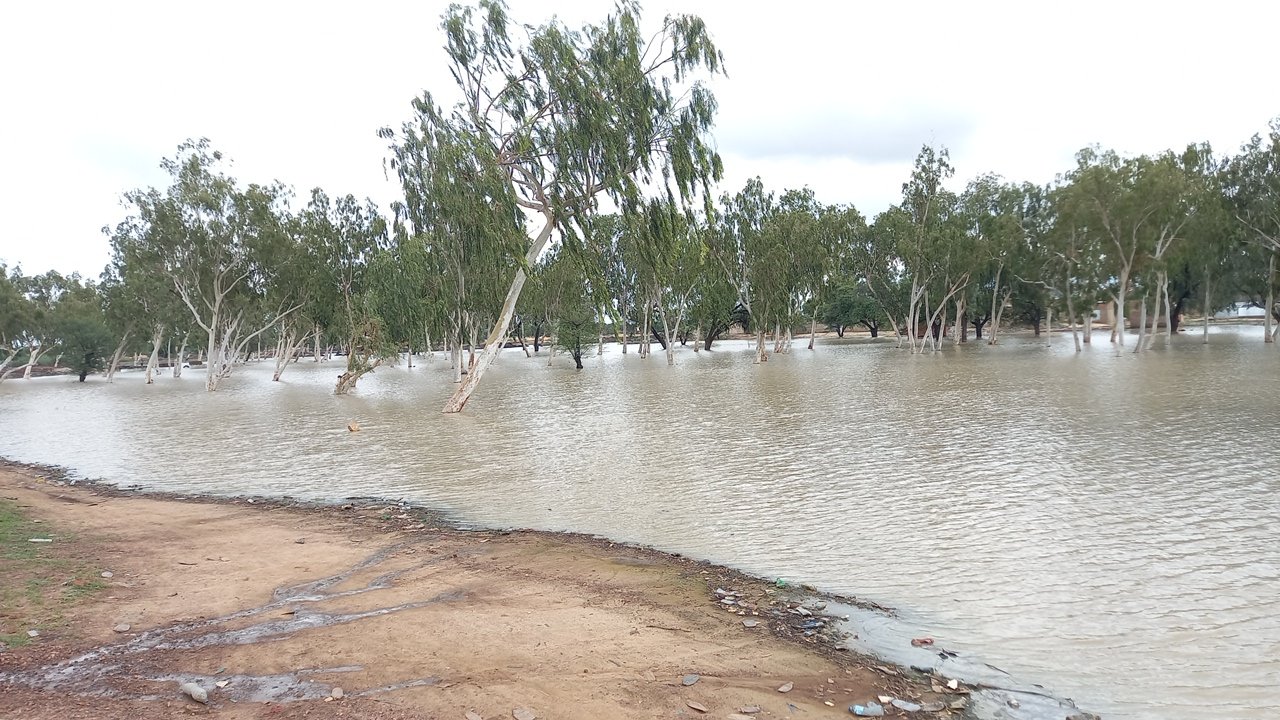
[
  {"left": 384, "top": 0, "right": 724, "bottom": 412},
  {"left": 109, "top": 140, "right": 303, "bottom": 391}
]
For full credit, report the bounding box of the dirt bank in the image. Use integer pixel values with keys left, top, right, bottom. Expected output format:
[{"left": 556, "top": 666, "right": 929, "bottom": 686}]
[{"left": 0, "top": 464, "right": 966, "bottom": 720}]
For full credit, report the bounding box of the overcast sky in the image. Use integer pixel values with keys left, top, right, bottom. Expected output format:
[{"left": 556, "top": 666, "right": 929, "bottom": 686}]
[{"left": 2, "top": 0, "right": 1276, "bottom": 277}]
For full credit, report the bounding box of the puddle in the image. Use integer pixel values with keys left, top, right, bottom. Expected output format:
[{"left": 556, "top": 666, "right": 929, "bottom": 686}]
[{"left": 0, "top": 544, "right": 459, "bottom": 704}]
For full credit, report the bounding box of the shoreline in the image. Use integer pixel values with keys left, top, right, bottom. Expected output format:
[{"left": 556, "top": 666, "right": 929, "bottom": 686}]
[
  {"left": 0, "top": 460, "right": 960, "bottom": 720},
  {"left": 0, "top": 458, "right": 1098, "bottom": 719}
]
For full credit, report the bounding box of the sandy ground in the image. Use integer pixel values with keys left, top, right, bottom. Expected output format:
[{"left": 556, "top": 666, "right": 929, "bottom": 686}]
[{"left": 0, "top": 465, "right": 959, "bottom": 720}]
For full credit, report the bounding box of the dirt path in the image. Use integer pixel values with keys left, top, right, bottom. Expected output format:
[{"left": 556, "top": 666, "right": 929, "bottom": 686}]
[{"left": 0, "top": 466, "right": 951, "bottom": 720}]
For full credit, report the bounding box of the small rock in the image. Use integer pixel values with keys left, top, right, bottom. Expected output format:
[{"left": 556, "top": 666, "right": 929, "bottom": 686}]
[
  {"left": 849, "top": 702, "right": 884, "bottom": 717},
  {"left": 685, "top": 700, "right": 708, "bottom": 712},
  {"left": 512, "top": 708, "right": 536, "bottom": 720},
  {"left": 947, "top": 678, "right": 959, "bottom": 690},
  {"left": 295, "top": 538, "right": 306, "bottom": 544},
  {"left": 28, "top": 538, "right": 52, "bottom": 543},
  {"left": 1065, "top": 713, "right": 1100, "bottom": 720},
  {"left": 682, "top": 673, "right": 700, "bottom": 686},
  {"left": 215, "top": 680, "right": 230, "bottom": 689},
  {"left": 877, "top": 695, "right": 894, "bottom": 703},
  {"left": 736, "top": 706, "right": 762, "bottom": 714},
  {"left": 742, "top": 619, "right": 759, "bottom": 628},
  {"left": 948, "top": 698, "right": 967, "bottom": 710},
  {"left": 113, "top": 624, "right": 131, "bottom": 633},
  {"left": 1007, "top": 698, "right": 1021, "bottom": 709},
  {"left": 26, "top": 630, "right": 39, "bottom": 638},
  {"left": 179, "top": 682, "right": 208, "bottom": 704},
  {"left": 727, "top": 715, "right": 756, "bottom": 720},
  {"left": 777, "top": 681, "right": 793, "bottom": 693},
  {"left": 920, "top": 701, "right": 945, "bottom": 712},
  {"left": 466, "top": 713, "right": 484, "bottom": 720},
  {"left": 891, "top": 699, "right": 922, "bottom": 712},
  {"left": 347, "top": 421, "right": 361, "bottom": 432},
  {"left": 331, "top": 687, "right": 344, "bottom": 699},
  {"left": 911, "top": 637, "right": 934, "bottom": 647},
  {"left": 101, "top": 571, "right": 114, "bottom": 579}
]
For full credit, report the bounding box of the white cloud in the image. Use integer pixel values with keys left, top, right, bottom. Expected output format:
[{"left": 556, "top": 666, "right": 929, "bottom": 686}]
[{"left": 1, "top": 0, "right": 1276, "bottom": 277}]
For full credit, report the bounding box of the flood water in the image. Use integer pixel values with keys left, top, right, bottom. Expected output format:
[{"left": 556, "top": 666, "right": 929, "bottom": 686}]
[{"left": 2, "top": 327, "right": 1277, "bottom": 719}]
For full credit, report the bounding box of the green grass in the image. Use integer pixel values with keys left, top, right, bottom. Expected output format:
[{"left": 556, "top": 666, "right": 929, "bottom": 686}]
[{"left": 0, "top": 499, "right": 107, "bottom": 648}]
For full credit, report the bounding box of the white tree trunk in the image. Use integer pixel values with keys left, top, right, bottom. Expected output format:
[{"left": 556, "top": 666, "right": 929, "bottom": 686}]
[
  {"left": 106, "top": 331, "right": 130, "bottom": 382},
  {"left": 1133, "top": 297, "right": 1147, "bottom": 354},
  {"left": 1265, "top": 253, "right": 1276, "bottom": 344},
  {"left": 807, "top": 313, "right": 817, "bottom": 351},
  {"left": 21, "top": 340, "right": 43, "bottom": 379},
  {"left": 172, "top": 335, "right": 188, "bottom": 377},
  {"left": 1114, "top": 274, "right": 1129, "bottom": 347},
  {"left": 754, "top": 327, "right": 768, "bottom": 363},
  {"left": 953, "top": 297, "right": 964, "bottom": 346},
  {"left": 144, "top": 324, "right": 164, "bottom": 384},
  {"left": 442, "top": 217, "right": 556, "bottom": 413}
]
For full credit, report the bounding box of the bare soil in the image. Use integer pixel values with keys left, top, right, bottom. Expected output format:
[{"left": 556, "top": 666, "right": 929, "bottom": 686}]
[{"left": 0, "top": 464, "right": 955, "bottom": 720}]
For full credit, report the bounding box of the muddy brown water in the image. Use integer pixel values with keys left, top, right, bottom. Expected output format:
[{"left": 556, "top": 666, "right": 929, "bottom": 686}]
[{"left": 2, "top": 327, "right": 1277, "bottom": 719}]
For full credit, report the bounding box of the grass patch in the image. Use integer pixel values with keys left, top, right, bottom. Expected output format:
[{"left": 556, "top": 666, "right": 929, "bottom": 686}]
[{"left": 0, "top": 499, "right": 106, "bottom": 648}]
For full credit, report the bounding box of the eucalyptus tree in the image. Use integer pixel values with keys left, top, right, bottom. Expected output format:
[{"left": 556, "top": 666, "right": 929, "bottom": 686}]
[
  {"left": 109, "top": 140, "right": 304, "bottom": 390},
  {"left": 49, "top": 279, "right": 111, "bottom": 382},
  {"left": 382, "top": 1, "right": 723, "bottom": 411},
  {"left": 1057, "top": 147, "right": 1195, "bottom": 349},
  {"left": 712, "top": 178, "right": 783, "bottom": 362},
  {"left": 2, "top": 269, "right": 65, "bottom": 380},
  {"left": 300, "top": 191, "right": 395, "bottom": 395},
  {"left": 628, "top": 199, "right": 706, "bottom": 364},
  {"left": 381, "top": 93, "right": 523, "bottom": 383},
  {"left": 686, "top": 268, "right": 737, "bottom": 351},
  {"left": 959, "top": 175, "right": 1033, "bottom": 345},
  {"left": 1224, "top": 118, "right": 1280, "bottom": 342},
  {"left": 853, "top": 209, "right": 910, "bottom": 345},
  {"left": 771, "top": 188, "right": 825, "bottom": 351},
  {"left": 894, "top": 146, "right": 972, "bottom": 352},
  {"left": 0, "top": 266, "right": 32, "bottom": 378}
]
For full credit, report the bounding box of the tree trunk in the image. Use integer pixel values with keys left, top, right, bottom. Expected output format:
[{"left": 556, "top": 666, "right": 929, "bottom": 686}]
[
  {"left": 1265, "top": 252, "right": 1276, "bottom": 344},
  {"left": 20, "top": 340, "right": 42, "bottom": 379},
  {"left": 988, "top": 265, "right": 1003, "bottom": 346},
  {"left": 972, "top": 319, "right": 985, "bottom": 340},
  {"left": 145, "top": 324, "right": 164, "bottom": 384},
  {"left": 953, "top": 297, "right": 964, "bottom": 345},
  {"left": 754, "top": 327, "right": 768, "bottom": 363},
  {"left": 313, "top": 326, "right": 322, "bottom": 362},
  {"left": 1203, "top": 271, "right": 1211, "bottom": 344},
  {"left": 1114, "top": 272, "right": 1130, "bottom": 346},
  {"left": 989, "top": 288, "right": 1011, "bottom": 345},
  {"left": 1133, "top": 297, "right": 1147, "bottom": 354},
  {"left": 451, "top": 333, "right": 463, "bottom": 383},
  {"left": 693, "top": 324, "right": 701, "bottom": 353},
  {"left": 106, "top": 331, "right": 130, "bottom": 382},
  {"left": 442, "top": 218, "right": 556, "bottom": 413},
  {"left": 1064, "top": 280, "right": 1080, "bottom": 353},
  {"left": 173, "top": 334, "right": 188, "bottom": 377},
  {"left": 807, "top": 311, "right": 817, "bottom": 351},
  {"left": 335, "top": 358, "right": 384, "bottom": 395}
]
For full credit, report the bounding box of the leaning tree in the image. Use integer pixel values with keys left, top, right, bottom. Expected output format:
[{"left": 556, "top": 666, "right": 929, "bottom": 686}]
[{"left": 381, "top": 0, "right": 724, "bottom": 412}]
